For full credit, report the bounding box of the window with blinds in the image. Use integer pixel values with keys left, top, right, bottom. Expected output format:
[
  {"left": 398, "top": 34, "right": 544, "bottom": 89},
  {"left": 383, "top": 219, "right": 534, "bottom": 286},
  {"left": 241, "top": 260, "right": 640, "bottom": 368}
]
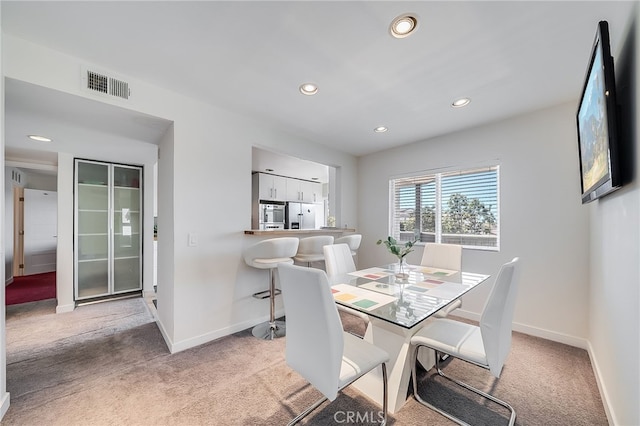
[{"left": 390, "top": 166, "right": 499, "bottom": 250}]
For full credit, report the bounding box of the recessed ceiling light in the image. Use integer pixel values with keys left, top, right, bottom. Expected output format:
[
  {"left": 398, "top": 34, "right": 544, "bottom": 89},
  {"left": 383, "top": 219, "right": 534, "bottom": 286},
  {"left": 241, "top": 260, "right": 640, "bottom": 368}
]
[
  {"left": 28, "top": 135, "right": 52, "bottom": 142},
  {"left": 452, "top": 98, "right": 471, "bottom": 108},
  {"left": 390, "top": 14, "right": 419, "bottom": 38},
  {"left": 374, "top": 126, "right": 388, "bottom": 133},
  {"left": 299, "top": 83, "right": 318, "bottom": 96},
  {"left": 312, "top": 177, "right": 319, "bottom": 180},
  {"left": 265, "top": 168, "right": 274, "bottom": 172}
]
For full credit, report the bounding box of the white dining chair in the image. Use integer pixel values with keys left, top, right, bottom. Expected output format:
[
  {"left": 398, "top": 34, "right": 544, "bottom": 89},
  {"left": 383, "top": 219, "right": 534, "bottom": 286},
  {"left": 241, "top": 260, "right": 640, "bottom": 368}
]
[
  {"left": 323, "top": 243, "right": 356, "bottom": 277},
  {"left": 421, "top": 242, "right": 463, "bottom": 318},
  {"left": 294, "top": 235, "right": 334, "bottom": 267},
  {"left": 410, "top": 257, "right": 520, "bottom": 425},
  {"left": 334, "top": 234, "right": 362, "bottom": 256},
  {"left": 278, "top": 263, "right": 389, "bottom": 425},
  {"left": 323, "top": 243, "right": 371, "bottom": 337}
]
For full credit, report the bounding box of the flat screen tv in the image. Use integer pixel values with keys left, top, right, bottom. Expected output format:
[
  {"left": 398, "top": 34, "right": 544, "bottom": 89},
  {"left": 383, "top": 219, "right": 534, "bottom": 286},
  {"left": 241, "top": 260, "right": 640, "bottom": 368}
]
[{"left": 576, "top": 20, "right": 622, "bottom": 204}]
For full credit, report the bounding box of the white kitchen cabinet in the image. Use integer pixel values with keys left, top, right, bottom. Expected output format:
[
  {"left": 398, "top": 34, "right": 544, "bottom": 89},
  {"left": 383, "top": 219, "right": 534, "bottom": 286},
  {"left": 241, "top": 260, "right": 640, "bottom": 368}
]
[
  {"left": 74, "top": 159, "right": 142, "bottom": 301},
  {"left": 256, "top": 173, "right": 287, "bottom": 201},
  {"left": 286, "top": 178, "right": 321, "bottom": 203},
  {"left": 302, "top": 180, "right": 321, "bottom": 203}
]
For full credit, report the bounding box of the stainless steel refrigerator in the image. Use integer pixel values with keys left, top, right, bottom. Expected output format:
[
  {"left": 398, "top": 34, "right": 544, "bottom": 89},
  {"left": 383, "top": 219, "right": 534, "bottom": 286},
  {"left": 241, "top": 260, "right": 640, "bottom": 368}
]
[{"left": 286, "top": 202, "right": 316, "bottom": 229}]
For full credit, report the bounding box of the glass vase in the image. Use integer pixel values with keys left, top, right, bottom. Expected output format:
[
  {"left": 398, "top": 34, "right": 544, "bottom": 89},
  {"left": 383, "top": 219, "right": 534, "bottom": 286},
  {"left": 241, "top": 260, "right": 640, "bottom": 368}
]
[{"left": 396, "top": 257, "right": 409, "bottom": 280}]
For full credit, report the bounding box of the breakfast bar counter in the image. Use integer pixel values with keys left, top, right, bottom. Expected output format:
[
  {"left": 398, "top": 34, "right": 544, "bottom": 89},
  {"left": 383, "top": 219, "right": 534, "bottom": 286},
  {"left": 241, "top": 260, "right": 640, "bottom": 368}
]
[{"left": 244, "top": 228, "right": 356, "bottom": 236}]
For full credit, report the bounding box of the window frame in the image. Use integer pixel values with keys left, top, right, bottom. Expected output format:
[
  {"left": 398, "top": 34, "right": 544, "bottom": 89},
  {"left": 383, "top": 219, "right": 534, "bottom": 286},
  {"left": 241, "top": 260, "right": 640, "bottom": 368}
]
[{"left": 388, "top": 165, "right": 500, "bottom": 252}]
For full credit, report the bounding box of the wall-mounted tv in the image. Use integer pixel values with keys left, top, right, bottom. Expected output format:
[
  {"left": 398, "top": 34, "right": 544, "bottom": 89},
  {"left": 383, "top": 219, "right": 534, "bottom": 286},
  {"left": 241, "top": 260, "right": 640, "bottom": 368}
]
[{"left": 576, "top": 20, "right": 622, "bottom": 204}]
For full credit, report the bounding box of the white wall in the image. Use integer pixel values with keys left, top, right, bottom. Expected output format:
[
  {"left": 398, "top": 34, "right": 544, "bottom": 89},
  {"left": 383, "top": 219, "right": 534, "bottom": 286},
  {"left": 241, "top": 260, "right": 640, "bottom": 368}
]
[
  {"left": 0, "top": 8, "right": 9, "bottom": 420},
  {"left": 587, "top": 6, "right": 639, "bottom": 425},
  {"left": 162, "top": 100, "right": 357, "bottom": 350},
  {"left": 55, "top": 153, "right": 74, "bottom": 313},
  {"left": 156, "top": 124, "right": 175, "bottom": 341},
  {"left": 358, "top": 102, "right": 591, "bottom": 344},
  {"left": 2, "top": 35, "right": 359, "bottom": 356},
  {"left": 3, "top": 167, "right": 20, "bottom": 281},
  {"left": 357, "top": 16, "right": 640, "bottom": 420},
  {"left": 24, "top": 170, "right": 56, "bottom": 191}
]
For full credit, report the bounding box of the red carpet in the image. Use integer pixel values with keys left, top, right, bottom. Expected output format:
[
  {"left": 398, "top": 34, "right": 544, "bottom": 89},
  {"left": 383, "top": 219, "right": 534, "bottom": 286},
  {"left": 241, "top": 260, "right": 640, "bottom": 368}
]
[{"left": 6, "top": 272, "right": 56, "bottom": 305}]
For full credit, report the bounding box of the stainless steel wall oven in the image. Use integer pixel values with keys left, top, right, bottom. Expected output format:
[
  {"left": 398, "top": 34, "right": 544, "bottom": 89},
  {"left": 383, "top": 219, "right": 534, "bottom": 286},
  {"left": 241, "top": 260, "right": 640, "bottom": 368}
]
[{"left": 259, "top": 201, "right": 285, "bottom": 230}]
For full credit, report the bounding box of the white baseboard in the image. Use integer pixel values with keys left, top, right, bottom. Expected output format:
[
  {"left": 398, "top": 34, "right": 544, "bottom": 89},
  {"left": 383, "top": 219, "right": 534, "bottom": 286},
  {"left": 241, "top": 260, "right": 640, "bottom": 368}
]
[
  {"left": 453, "top": 309, "right": 589, "bottom": 349},
  {"left": 150, "top": 306, "right": 274, "bottom": 355},
  {"left": 167, "top": 308, "right": 286, "bottom": 354},
  {"left": 154, "top": 316, "right": 175, "bottom": 353},
  {"left": 0, "top": 391, "right": 10, "bottom": 420},
  {"left": 585, "top": 341, "right": 615, "bottom": 425},
  {"left": 456, "top": 309, "right": 617, "bottom": 422},
  {"left": 5, "top": 277, "right": 13, "bottom": 287},
  {"left": 56, "top": 303, "right": 75, "bottom": 314},
  {"left": 511, "top": 321, "right": 589, "bottom": 349}
]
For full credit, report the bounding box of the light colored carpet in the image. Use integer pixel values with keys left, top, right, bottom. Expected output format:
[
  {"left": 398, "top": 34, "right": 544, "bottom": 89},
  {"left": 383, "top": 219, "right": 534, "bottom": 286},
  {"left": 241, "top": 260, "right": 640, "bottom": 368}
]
[{"left": 2, "top": 297, "right": 607, "bottom": 425}]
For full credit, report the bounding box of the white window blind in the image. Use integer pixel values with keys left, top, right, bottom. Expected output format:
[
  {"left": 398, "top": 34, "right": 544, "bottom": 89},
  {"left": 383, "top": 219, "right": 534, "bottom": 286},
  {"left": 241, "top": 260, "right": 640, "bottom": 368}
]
[{"left": 391, "top": 166, "right": 499, "bottom": 250}]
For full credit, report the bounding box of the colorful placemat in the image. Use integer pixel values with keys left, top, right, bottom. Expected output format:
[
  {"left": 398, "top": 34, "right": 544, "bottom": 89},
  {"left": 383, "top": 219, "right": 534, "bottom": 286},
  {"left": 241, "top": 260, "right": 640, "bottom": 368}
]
[
  {"left": 331, "top": 283, "right": 397, "bottom": 311},
  {"left": 358, "top": 281, "right": 398, "bottom": 295},
  {"left": 348, "top": 267, "right": 393, "bottom": 280},
  {"left": 417, "top": 266, "right": 458, "bottom": 277}
]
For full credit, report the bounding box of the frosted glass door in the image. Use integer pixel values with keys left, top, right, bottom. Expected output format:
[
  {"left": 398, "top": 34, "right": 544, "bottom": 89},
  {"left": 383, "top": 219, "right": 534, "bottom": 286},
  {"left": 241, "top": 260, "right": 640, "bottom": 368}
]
[
  {"left": 76, "top": 161, "right": 110, "bottom": 299},
  {"left": 113, "top": 166, "right": 141, "bottom": 293},
  {"left": 75, "top": 160, "right": 143, "bottom": 301}
]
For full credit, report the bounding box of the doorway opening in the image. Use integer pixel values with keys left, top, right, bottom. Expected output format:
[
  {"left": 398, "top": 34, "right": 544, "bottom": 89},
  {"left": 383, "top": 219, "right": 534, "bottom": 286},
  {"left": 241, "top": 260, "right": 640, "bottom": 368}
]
[{"left": 6, "top": 167, "right": 58, "bottom": 305}]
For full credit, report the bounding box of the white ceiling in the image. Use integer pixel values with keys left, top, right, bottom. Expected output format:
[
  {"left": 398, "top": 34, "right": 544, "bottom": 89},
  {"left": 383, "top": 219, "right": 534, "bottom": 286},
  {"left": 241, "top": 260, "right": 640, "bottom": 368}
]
[
  {"left": 2, "top": 1, "right": 636, "bottom": 172},
  {"left": 4, "top": 78, "right": 173, "bottom": 158}
]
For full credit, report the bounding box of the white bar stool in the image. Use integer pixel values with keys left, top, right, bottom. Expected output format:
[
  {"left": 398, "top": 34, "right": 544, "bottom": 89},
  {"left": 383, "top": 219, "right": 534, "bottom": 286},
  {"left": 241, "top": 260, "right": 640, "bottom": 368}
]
[
  {"left": 243, "top": 237, "right": 299, "bottom": 340},
  {"left": 294, "top": 236, "right": 334, "bottom": 268}
]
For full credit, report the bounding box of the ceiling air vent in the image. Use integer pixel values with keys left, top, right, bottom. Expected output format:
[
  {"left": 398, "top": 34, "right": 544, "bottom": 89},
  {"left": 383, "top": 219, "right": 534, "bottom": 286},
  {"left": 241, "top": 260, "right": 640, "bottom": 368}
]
[{"left": 85, "top": 69, "right": 130, "bottom": 100}]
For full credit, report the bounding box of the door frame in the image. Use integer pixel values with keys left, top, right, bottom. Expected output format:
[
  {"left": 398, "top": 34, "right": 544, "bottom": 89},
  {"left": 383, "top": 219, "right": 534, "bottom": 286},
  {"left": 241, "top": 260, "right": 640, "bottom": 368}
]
[{"left": 12, "top": 186, "right": 24, "bottom": 278}]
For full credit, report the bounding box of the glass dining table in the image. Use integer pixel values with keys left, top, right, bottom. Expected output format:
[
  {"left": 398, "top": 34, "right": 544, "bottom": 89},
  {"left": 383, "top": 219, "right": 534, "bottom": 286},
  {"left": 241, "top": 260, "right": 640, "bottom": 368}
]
[{"left": 328, "top": 262, "right": 491, "bottom": 414}]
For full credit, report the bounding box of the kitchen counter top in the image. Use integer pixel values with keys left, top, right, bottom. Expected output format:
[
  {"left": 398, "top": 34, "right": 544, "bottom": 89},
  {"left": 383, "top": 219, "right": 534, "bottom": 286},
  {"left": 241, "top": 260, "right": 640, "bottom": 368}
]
[{"left": 244, "top": 228, "right": 356, "bottom": 236}]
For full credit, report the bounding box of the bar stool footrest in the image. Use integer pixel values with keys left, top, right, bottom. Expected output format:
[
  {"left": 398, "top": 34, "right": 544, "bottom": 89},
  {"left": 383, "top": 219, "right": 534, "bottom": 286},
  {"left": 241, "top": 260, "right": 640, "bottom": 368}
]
[{"left": 252, "top": 288, "right": 281, "bottom": 299}]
